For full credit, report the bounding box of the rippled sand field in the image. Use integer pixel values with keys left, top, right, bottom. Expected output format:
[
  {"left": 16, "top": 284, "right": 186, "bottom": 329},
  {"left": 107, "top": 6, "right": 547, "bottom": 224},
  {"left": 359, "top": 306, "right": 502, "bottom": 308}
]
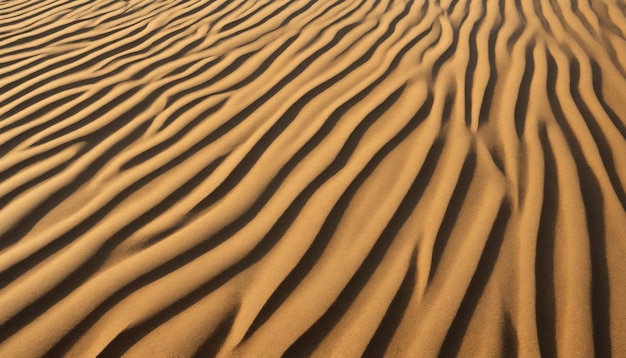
[{"left": 0, "top": 0, "right": 625, "bottom": 356}]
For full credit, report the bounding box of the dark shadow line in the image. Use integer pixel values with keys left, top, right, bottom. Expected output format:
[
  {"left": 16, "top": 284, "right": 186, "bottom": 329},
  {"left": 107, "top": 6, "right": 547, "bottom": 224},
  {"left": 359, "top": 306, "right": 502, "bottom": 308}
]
[
  {"left": 438, "top": 200, "right": 511, "bottom": 357},
  {"left": 514, "top": 44, "right": 534, "bottom": 139},
  {"left": 546, "top": 52, "right": 612, "bottom": 358},
  {"left": 362, "top": 249, "right": 418, "bottom": 358},
  {"left": 535, "top": 123, "right": 558, "bottom": 358},
  {"left": 428, "top": 150, "right": 477, "bottom": 282}
]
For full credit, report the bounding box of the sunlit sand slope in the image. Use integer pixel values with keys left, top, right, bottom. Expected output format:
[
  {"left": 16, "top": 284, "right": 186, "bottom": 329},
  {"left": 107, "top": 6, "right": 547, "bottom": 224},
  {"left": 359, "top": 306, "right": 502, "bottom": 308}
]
[{"left": 0, "top": 0, "right": 625, "bottom": 356}]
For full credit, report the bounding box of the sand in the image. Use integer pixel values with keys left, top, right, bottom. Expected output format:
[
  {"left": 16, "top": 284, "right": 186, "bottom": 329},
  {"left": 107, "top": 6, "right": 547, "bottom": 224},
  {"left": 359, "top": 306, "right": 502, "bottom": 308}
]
[{"left": 0, "top": 0, "right": 625, "bottom": 356}]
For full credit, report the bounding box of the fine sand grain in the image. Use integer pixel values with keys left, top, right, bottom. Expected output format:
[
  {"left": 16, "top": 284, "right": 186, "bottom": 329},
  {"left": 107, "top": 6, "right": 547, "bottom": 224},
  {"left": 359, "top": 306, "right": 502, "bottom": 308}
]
[{"left": 0, "top": 0, "right": 625, "bottom": 356}]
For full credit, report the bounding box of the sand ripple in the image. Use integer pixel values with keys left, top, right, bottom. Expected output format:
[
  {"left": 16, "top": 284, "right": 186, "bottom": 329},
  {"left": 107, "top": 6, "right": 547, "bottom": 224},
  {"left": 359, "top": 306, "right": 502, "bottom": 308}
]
[{"left": 0, "top": 0, "right": 625, "bottom": 356}]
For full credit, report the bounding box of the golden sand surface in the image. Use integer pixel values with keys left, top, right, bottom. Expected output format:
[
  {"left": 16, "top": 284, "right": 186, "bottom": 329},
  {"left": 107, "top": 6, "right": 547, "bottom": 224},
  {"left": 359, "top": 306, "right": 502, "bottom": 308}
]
[{"left": 0, "top": 0, "right": 625, "bottom": 356}]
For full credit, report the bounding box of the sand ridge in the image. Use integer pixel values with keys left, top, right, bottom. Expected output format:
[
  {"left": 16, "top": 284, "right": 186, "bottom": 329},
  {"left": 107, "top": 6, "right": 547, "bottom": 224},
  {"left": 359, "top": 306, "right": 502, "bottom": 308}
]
[{"left": 0, "top": 0, "right": 625, "bottom": 356}]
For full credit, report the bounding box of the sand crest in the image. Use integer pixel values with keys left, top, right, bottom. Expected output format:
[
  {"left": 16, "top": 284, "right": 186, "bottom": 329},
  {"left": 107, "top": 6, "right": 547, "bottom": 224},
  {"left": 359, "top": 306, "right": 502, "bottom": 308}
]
[{"left": 0, "top": 0, "right": 625, "bottom": 356}]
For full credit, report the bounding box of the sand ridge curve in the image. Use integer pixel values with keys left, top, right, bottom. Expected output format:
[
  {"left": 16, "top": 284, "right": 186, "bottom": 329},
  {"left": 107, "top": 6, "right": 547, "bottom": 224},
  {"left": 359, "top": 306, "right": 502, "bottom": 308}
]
[{"left": 0, "top": 0, "right": 625, "bottom": 356}]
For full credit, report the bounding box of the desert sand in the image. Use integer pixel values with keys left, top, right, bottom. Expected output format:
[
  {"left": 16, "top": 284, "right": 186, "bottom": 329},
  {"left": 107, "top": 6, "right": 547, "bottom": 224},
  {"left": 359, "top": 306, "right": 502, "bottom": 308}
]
[{"left": 0, "top": 0, "right": 625, "bottom": 356}]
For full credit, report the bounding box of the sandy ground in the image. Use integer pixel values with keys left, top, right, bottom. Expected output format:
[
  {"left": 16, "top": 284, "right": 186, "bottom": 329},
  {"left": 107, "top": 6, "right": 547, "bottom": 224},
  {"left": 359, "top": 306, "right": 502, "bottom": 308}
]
[{"left": 0, "top": 0, "right": 625, "bottom": 356}]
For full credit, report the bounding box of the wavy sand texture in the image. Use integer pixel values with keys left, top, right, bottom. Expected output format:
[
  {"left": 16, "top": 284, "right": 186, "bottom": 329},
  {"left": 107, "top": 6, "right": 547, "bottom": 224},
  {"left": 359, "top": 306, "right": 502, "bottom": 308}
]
[{"left": 0, "top": 0, "right": 625, "bottom": 356}]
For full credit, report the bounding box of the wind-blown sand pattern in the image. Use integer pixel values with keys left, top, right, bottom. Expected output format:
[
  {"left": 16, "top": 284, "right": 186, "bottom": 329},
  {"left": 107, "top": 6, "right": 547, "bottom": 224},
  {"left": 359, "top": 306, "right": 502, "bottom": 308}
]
[{"left": 0, "top": 0, "right": 625, "bottom": 356}]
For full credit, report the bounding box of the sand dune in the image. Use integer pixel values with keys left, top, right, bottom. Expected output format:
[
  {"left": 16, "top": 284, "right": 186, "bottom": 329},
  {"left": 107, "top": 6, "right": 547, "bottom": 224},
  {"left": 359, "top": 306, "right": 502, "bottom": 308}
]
[{"left": 0, "top": 0, "right": 625, "bottom": 356}]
